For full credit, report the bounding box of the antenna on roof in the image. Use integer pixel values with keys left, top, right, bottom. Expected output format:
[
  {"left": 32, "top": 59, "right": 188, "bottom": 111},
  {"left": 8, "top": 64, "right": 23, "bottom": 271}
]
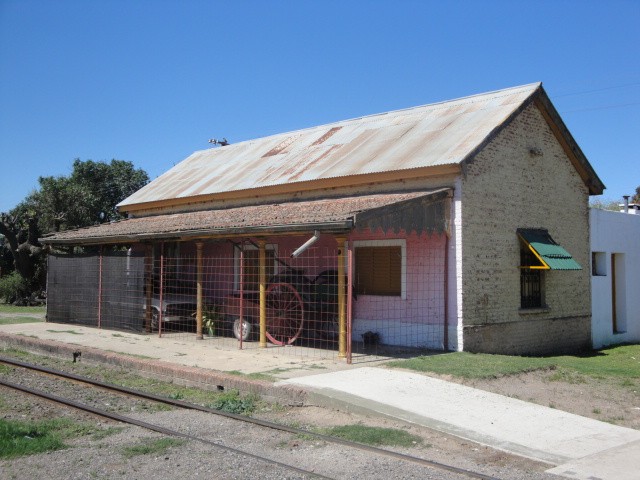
[{"left": 209, "top": 138, "right": 229, "bottom": 147}]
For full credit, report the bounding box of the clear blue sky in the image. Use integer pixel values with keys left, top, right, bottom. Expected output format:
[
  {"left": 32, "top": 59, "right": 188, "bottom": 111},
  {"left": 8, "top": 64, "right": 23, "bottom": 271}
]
[{"left": 1, "top": 0, "right": 638, "bottom": 213}]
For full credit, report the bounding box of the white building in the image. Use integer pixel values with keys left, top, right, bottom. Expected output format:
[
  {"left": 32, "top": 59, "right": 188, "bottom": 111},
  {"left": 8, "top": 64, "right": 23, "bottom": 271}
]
[{"left": 590, "top": 207, "right": 640, "bottom": 348}]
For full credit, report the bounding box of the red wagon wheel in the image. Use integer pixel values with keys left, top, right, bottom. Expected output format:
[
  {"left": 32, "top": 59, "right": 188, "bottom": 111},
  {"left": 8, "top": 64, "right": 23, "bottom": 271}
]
[{"left": 265, "top": 282, "right": 304, "bottom": 346}]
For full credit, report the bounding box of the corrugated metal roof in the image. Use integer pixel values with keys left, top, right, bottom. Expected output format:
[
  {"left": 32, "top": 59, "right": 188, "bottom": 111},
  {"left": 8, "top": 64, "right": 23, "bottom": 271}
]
[
  {"left": 518, "top": 229, "right": 582, "bottom": 271},
  {"left": 118, "top": 84, "right": 542, "bottom": 210},
  {"left": 42, "top": 190, "right": 450, "bottom": 245}
]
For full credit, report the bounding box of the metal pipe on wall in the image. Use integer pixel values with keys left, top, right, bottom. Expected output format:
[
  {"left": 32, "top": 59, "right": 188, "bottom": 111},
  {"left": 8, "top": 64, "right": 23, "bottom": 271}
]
[{"left": 291, "top": 230, "right": 320, "bottom": 258}]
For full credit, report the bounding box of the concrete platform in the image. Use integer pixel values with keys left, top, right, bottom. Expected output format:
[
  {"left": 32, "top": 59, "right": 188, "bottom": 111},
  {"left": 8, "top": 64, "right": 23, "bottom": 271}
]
[{"left": 1, "top": 321, "right": 639, "bottom": 479}]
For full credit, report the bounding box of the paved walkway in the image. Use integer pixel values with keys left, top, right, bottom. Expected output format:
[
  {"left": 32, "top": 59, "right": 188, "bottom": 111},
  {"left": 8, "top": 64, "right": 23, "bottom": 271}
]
[
  {"left": 1, "top": 321, "right": 639, "bottom": 479},
  {"left": 279, "top": 368, "right": 640, "bottom": 479}
]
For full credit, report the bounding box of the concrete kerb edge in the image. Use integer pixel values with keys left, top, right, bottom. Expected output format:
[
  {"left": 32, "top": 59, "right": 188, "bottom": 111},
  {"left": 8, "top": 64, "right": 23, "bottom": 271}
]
[{"left": 0, "top": 332, "right": 308, "bottom": 406}]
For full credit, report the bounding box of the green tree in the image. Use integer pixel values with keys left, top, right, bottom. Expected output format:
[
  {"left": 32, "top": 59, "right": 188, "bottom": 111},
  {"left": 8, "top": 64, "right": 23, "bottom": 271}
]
[
  {"left": 0, "top": 159, "right": 149, "bottom": 301},
  {"left": 32, "top": 159, "right": 149, "bottom": 232},
  {"left": 632, "top": 185, "right": 640, "bottom": 204}
]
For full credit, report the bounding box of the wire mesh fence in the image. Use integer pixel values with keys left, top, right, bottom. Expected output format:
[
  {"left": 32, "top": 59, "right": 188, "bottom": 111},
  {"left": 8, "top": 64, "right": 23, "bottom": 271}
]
[{"left": 46, "top": 231, "right": 448, "bottom": 362}]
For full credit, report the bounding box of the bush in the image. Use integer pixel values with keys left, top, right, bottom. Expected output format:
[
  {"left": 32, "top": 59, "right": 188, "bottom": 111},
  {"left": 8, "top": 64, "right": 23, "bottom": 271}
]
[{"left": 0, "top": 272, "right": 29, "bottom": 304}]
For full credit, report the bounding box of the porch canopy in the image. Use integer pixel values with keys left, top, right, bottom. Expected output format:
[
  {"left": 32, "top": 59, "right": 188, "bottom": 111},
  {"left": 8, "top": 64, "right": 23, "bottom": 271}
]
[{"left": 39, "top": 188, "right": 452, "bottom": 246}]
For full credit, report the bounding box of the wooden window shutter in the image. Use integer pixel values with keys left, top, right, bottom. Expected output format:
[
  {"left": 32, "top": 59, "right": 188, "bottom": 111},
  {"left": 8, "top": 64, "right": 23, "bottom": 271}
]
[{"left": 355, "top": 246, "right": 401, "bottom": 296}]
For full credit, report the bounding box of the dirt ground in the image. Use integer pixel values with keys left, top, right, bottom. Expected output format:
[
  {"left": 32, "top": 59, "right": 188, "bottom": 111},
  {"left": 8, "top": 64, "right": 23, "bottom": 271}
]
[{"left": 427, "top": 368, "right": 640, "bottom": 430}]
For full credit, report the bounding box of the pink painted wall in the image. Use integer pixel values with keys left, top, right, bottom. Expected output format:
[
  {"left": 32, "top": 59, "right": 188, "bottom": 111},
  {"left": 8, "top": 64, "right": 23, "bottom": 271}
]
[{"left": 348, "top": 229, "right": 446, "bottom": 326}]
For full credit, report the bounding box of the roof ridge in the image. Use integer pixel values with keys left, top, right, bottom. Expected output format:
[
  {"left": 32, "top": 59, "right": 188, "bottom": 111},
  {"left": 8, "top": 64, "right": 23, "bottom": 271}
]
[{"left": 193, "top": 82, "right": 543, "bottom": 154}]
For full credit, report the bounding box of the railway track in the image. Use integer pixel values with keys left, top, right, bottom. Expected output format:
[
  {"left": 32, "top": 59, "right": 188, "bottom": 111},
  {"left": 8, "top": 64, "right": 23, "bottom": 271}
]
[{"left": 0, "top": 356, "right": 500, "bottom": 480}]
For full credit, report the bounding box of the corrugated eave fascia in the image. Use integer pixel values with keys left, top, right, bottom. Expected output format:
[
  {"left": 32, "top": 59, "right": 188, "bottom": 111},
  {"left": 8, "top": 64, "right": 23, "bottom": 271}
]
[{"left": 39, "top": 220, "right": 354, "bottom": 246}]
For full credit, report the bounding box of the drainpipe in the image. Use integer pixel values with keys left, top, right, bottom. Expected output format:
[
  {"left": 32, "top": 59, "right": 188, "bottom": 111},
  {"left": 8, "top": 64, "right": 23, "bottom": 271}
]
[
  {"left": 291, "top": 230, "right": 320, "bottom": 258},
  {"left": 623, "top": 195, "right": 630, "bottom": 214}
]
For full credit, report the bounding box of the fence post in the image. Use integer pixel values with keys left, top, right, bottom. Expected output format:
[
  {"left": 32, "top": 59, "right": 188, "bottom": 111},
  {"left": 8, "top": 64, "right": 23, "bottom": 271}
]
[
  {"left": 337, "top": 236, "right": 347, "bottom": 359},
  {"left": 259, "top": 239, "right": 267, "bottom": 348},
  {"left": 144, "top": 244, "right": 153, "bottom": 333},
  {"left": 97, "top": 246, "right": 103, "bottom": 329},
  {"left": 196, "top": 241, "right": 203, "bottom": 340},
  {"left": 347, "top": 242, "right": 353, "bottom": 364}
]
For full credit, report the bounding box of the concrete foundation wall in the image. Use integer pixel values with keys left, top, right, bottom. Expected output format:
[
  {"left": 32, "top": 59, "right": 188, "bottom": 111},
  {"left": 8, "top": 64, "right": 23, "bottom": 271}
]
[
  {"left": 462, "top": 316, "right": 591, "bottom": 355},
  {"left": 459, "top": 102, "right": 592, "bottom": 354}
]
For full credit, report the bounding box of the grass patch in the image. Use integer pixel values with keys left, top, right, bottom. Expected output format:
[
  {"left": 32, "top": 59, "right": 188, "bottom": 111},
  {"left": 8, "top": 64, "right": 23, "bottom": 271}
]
[
  {"left": 121, "top": 437, "right": 185, "bottom": 458},
  {"left": 0, "top": 418, "right": 98, "bottom": 459},
  {"left": 0, "top": 316, "right": 44, "bottom": 325},
  {"left": 0, "top": 305, "right": 46, "bottom": 314},
  {"left": 386, "top": 344, "right": 640, "bottom": 381},
  {"left": 226, "top": 369, "right": 278, "bottom": 382},
  {"left": 0, "top": 347, "right": 33, "bottom": 360},
  {"left": 46, "top": 329, "right": 83, "bottom": 335},
  {"left": 104, "top": 350, "right": 156, "bottom": 360},
  {"left": 207, "top": 389, "right": 258, "bottom": 415},
  {"left": 91, "top": 426, "right": 125, "bottom": 440},
  {"left": 547, "top": 368, "right": 587, "bottom": 384},
  {"left": 321, "top": 425, "right": 421, "bottom": 447}
]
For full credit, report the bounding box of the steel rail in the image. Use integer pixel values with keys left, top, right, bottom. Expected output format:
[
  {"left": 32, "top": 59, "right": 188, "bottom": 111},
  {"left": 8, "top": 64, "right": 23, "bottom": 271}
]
[
  {"left": 0, "top": 356, "right": 500, "bottom": 480},
  {"left": 0, "top": 378, "right": 332, "bottom": 480}
]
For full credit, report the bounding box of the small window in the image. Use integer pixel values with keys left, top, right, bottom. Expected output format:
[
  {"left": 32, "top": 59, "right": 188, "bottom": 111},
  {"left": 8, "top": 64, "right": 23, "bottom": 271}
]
[
  {"left": 234, "top": 244, "right": 277, "bottom": 292},
  {"left": 592, "top": 252, "right": 607, "bottom": 276},
  {"left": 354, "top": 240, "right": 405, "bottom": 297}
]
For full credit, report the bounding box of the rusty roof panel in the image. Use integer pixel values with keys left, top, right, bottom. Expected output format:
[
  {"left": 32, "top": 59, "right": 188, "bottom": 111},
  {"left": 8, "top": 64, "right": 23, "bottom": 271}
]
[
  {"left": 44, "top": 190, "right": 451, "bottom": 245},
  {"left": 118, "top": 84, "right": 541, "bottom": 209}
]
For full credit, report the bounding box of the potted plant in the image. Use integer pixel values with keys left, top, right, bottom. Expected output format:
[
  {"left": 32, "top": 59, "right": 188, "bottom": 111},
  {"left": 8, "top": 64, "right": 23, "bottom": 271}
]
[{"left": 202, "top": 305, "right": 221, "bottom": 336}]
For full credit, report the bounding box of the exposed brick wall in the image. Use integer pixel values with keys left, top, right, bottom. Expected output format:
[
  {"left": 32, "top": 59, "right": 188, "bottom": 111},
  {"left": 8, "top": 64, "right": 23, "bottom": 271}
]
[{"left": 460, "top": 102, "right": 591, "bottom": 355}]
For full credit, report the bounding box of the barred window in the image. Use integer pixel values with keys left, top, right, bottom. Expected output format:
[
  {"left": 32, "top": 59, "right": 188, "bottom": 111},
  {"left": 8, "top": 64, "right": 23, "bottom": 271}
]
[
  {"left": 520, "top": 268, "right": 542, "bottom": 308},
  {"left": 519, "top": 241, "right": 543, "bottom": 308}
]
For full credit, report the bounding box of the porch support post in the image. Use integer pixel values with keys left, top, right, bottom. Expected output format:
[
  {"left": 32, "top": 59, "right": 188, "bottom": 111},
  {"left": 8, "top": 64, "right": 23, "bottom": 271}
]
[
  {"left": 196, "top": 241, "right": 204, "bottom": 340},
  {"left": 259, "top": 240, "right": 267, "bottom": 348},
  {"left": 337, "top": 236, "right": 347, "bottom": 359}
]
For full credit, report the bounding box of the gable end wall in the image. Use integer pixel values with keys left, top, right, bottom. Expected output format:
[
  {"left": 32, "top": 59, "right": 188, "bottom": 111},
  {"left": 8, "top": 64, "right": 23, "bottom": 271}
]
[{"left": 460, "top": 102, "right": 591, "bottom": 355}]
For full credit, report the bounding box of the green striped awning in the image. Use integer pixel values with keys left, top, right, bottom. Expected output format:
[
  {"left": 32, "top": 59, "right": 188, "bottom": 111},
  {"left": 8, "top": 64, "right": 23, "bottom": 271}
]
[{"left": 517, "top": 229, "right": 582, "bottom": 271}]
